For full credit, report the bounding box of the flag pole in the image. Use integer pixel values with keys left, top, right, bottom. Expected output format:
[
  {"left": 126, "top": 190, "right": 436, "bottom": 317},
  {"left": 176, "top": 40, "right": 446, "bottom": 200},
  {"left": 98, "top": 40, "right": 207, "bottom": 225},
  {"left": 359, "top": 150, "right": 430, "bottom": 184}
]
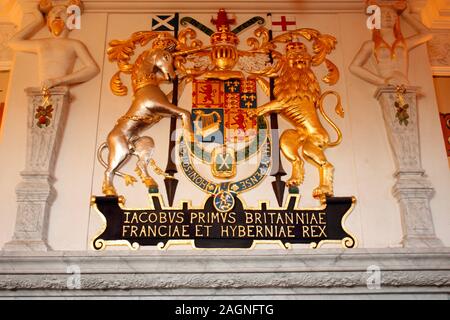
[
  {"left": 267, "top": 13, "right": 287, "bottom": 207},
  {"left": 164, "top": 12, "right": 180, "bottom": 206}
]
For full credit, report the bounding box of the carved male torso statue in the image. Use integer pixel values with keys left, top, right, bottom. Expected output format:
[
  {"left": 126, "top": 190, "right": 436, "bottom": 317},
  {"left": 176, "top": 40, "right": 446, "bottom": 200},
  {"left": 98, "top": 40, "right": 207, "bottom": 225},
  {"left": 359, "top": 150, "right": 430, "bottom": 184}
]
[{"left": 9, "top": 0, "right": 99, "bottom": 89}]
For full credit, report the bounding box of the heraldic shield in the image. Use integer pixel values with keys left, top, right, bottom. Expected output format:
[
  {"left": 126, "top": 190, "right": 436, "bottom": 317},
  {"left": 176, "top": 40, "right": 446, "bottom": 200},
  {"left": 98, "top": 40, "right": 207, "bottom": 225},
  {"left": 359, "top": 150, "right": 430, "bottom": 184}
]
[
  {"left": 91, "top": 9, "right": 357, "bottom": 250},
  {"left": 184, "top": 78, "right": 270, "bottom": 189}
]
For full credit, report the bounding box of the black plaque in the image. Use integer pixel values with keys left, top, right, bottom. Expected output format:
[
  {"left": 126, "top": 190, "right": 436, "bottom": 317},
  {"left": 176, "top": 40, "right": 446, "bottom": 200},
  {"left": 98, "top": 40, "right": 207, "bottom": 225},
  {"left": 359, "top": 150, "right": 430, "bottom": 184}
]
[{"left": 92, "top": 194, "right": 356, "bottom": 250}]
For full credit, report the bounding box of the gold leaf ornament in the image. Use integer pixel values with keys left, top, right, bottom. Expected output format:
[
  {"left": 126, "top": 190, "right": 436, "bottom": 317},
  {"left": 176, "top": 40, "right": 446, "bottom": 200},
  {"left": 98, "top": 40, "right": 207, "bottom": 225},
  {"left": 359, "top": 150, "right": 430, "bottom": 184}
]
[
  {"left": 322, "top": 59, "right": 339, "bottom": 85},
  {"left": 110, "top": 71, "right": 128, "bottom": 96},
  {"left": 312, "top": 34, "right": 337, "bottom": 66}
]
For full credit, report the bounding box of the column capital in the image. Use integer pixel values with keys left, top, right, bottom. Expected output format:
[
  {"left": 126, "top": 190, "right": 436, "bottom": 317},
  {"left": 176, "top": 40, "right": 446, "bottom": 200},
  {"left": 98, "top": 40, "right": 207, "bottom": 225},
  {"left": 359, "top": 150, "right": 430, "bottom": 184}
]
[
  {"left": 25, "top": 86, "right": 70, "bottom": 97},
  {"left": 374, "top": 85, "right": 421, "bottom": 100}
]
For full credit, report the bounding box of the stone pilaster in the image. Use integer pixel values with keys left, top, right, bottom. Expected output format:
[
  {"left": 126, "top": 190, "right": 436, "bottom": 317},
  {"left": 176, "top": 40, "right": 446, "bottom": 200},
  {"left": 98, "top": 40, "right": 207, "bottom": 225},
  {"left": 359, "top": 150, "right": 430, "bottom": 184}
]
[
  {"left": 3, "top": 87, "right": 70, "bottom": 251},
  {"left": 375, "top": 86, "right": 443, "bottom": 248},
  {"left": 0, "top": 23, "right": 16, "bottom": 71},
  {"left": 427, "top": 31, "right": 450, "bottom": 76}
]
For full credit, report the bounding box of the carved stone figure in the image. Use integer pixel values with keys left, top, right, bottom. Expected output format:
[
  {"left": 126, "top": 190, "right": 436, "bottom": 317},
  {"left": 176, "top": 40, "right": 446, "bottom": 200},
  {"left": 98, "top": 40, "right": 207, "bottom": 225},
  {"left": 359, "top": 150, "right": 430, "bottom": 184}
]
[
  {"left": 8, "top": 0, "right": 99, "bottom": 89},
  {"left": 3, "top": 0, "right": 99, "bottom": 251},
  {"left": 349, "top": 0, "right": 431, "bottom": 86},
  {"left": 349, "top": 1, "right": 442, "bottom": 248}
]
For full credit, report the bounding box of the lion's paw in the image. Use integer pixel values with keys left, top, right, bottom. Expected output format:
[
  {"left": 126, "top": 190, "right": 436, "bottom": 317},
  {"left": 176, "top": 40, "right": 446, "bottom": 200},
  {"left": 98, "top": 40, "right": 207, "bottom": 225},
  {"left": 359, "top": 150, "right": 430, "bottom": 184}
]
[
  {"left": 312, "top": 185, "right": 333, "bottom": 199},
  {"left": 286, "top": 178, "right": 302, "bottom": 187}
]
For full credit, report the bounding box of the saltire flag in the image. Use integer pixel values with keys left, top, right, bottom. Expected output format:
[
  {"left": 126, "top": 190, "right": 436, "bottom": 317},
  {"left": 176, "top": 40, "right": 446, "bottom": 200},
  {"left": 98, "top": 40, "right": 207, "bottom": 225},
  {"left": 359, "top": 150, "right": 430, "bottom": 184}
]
[{"left": 151, "top": 14, "right": 178, "bottom": 32}]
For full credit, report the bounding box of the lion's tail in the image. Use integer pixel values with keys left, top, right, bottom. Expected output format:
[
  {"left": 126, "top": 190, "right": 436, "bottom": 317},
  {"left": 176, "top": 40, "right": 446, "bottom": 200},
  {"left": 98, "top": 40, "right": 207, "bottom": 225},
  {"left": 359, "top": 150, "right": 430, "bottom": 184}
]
[
  {"left": 318, "top": 91, "right": 344, "bottom": 147},
  {"left": 97, "top": 142, "right": 136, "bottom": 184}
]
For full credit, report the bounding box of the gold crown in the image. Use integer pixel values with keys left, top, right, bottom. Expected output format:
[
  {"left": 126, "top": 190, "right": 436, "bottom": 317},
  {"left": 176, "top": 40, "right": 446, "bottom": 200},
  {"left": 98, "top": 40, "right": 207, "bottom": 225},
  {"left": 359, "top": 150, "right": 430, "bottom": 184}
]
[
  {"left": 286, "top": 41, "right": 306, "bottom": 53},
  {"left": 152, "top": 34, "right": 178, "bottom": 52},
  {"left": 210, "top": 29, "right": 239, "bottom": 46}
]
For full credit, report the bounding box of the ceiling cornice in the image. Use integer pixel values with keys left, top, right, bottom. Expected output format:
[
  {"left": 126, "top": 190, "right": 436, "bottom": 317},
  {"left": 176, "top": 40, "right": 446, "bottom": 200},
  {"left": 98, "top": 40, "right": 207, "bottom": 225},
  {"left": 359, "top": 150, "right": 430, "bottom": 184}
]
[
  {"left": 2, "top": 1, "right": 450, "bottom": 30},
  {"left": 421, "top": 0, "right": 450, "bottom": 29},
  {"left": 2, "top": 0, "right": 366, "bottom": 15}
]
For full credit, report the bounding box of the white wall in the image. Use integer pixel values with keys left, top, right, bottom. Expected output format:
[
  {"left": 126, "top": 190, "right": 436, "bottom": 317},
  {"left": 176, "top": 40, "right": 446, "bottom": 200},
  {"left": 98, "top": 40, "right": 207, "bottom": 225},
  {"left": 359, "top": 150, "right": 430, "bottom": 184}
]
[{"left": 1, "top": 10, "right": 449, "bottom": 251}]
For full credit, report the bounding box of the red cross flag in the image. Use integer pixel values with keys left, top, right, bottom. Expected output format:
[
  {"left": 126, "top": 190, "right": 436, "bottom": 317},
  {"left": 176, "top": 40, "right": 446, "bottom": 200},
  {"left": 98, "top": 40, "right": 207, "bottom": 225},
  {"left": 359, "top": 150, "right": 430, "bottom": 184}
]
[{"left": 270, "top": 15, "right": 297, "bottom": 32}]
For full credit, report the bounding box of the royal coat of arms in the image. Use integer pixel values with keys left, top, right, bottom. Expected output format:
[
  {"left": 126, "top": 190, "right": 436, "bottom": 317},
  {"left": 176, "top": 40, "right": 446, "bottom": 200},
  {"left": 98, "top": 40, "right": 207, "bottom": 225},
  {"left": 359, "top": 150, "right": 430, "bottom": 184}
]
[{"left": 91, "top": 9, "right": 356, "bottom": 250}]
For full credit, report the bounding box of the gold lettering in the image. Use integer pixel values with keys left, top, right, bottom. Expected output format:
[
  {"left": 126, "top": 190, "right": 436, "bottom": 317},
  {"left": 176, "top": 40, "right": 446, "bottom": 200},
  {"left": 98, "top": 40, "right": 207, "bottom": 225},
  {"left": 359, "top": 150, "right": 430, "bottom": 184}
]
[
  {"left": 130, "top": 225, "right": 138, "bottom": 237},
  {"left": 276, "top": 214, "right": 284, "bottom": 224},
  {"left": 194, "top": 176, "right": 204, "bottom": 185},
  {"left": 256, "top": 225, "right": 263, "bottom": 237},
  {"left": 238, "top": 225, "right": 246, "bottom": 237},
  {"left": 190, "top": 212, "right": 198, "bottom": 224},
  {"left": 148, "top": 225, "right": 157, "bottom": 237},
  {"left": 198, "top": 179, "right": 207, "bottom": 189},
  {"left": 264, "top": 225, "right": 273, "bottom": 237},
  {"left": 176, "top": 212, "right": 184, "bottom": 224},
  {"left": 182, "top": 225, "right": 189, "bottom": 237},
  {"left": 310, "top": 214, "right": 318, "bottom": 225},
  {"left": 195, "top": 225, "right": 204, "bottom": 237},
  {"left": 296, "top": 212, "right": 305, "bottom": 224},
  {"left": 158, "top": 225, "right": 168, "bottom": 237},
  {"left": 124, "top": 212, "right": 131, "bottom": 224},
  {"left": 255, "top": 212, "right": 262, "bottom": 224},
  {"left": 285, "top": 213, "right": 293, "bottom": 224},
  {"left": 221, "top": 225, "right": 230, "bottom": 237},
  {"left": 278, "top": 226, "right": 287, "bottom": 237},
  {"left": 122, "top": 225, "right": 130, "bottom": 237},
  {"left": 138, "top": 212, "right": 148, "bottom": 223},
  {"left": 139, "top": 225, "right": 147, "bottom": 237},
  {"left": 211, "top": 212, "right": 219, "bottom": 223},
  {"left": 302, "top": 225, "right": 310, "bottom": 237},
  {"left": 204, "top": 225, "right": 212, "bottom": 237},
  {"left": 229, "top": 225, "right": 237, "bottom": 237},
  {"left": 312, "top": 225, "right": 327, "bottom": 237},
  {"left": 319, "top": 212, "right": 326, "bottom": 224},
  {"left": 287, "top": 226, "right": 295, "bottom": 238},
  {"left": 247, "top": 225, "right": 254, "bottom": 237},
  {"left": 130, "top": 213, "right": 139, "bottom": 224},
  {"left": 148, "top": 212, "right": 158, "bottom": 223},
  {"left": 267, "top": 212, "right": 276, "bottom": 224}
]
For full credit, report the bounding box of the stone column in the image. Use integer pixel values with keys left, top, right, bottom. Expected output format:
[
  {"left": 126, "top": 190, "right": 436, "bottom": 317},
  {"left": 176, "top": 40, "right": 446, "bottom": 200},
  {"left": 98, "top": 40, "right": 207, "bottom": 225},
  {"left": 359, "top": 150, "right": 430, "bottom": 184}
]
[
  {"left": 375, "top": 86, "right": 443, "bottom": 248},
  {"left": 0, "top": 23, "right": 16, "bottom": 70},
  {"left": 3, "top": 87, "right": 70, "bottom": 251}
]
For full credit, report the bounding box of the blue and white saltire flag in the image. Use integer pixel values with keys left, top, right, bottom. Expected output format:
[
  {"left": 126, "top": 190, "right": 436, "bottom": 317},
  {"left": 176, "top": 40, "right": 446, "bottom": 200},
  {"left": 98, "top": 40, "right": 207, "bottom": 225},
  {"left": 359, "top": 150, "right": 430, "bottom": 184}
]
[{"left": 151, "top": 14, "right": 178, "bottom": 32}]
